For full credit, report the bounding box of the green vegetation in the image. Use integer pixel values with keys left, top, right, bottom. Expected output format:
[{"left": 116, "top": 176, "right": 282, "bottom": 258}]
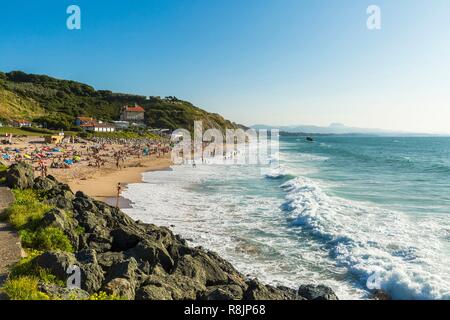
[
  {"left": 0, "top": 162, "right": 7, "bottom": 185},
  {"left": 1, "top": 250, "right": 61, "bottom": 300},
  {"left": 2, "top": 276, "right": 50, "bottom": 300},
  {"left": 6, "top": 189, "right": 53, "bottom": 230},
  {"left": 20, "top": 227, "right": 73, "bottom": 252},
  {"left": 88, "top": 292, "right": 124, "bottom": 300},
  {"left": 0, "top": 70, "right": 243, "bottom": 132},
  {"left": 5, "top": 189, "right": 73, "bottom": 252}
]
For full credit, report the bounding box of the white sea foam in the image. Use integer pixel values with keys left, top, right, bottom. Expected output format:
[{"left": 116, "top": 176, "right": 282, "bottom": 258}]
[
  {"left": 123, "top": 164, "right": 364, "bottom": 299},
  {"left": 281, "top": 177, "right": 450, "bottom": 300},
  {"left": 122, "top": 161, "right": 450, "bottom": 300}
]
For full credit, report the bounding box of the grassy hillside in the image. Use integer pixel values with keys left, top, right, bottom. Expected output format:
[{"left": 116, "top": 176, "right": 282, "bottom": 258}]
[{"left": 0, "top": 71, "right": 242, "bottom": 132}]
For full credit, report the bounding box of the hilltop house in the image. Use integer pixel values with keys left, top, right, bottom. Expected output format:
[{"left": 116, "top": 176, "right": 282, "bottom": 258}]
[{"left": 120, "top": 104, "right": 145, "bottom": 123}]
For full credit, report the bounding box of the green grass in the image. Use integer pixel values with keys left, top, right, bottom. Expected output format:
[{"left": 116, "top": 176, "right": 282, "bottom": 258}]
[
  {"left": 1, "top": 276, "right": 50, "bottom": 300},
  {"left": 5, "top": 189, "right": 73, "bottom": 252},
  {"left": 6, "top": 189, "right": 53, "bottom": 230},
  {"left": 20, "top": 227, "right": 73, "bottom": 252}
]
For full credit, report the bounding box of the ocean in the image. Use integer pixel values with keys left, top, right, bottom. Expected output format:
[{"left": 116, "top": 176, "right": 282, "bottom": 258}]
[{"left": 122, "top": 136, "right": 450, "bottom": 300}]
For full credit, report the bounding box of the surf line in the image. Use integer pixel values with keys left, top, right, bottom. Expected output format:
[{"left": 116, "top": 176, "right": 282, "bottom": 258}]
[{"left": 184, "top": 304, "right": 219, "bottom": 318}]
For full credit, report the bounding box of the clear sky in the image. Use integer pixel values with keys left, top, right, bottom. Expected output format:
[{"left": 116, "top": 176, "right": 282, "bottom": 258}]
[{"left": 0, "top": 0, "right": 449, "bottom": 133}]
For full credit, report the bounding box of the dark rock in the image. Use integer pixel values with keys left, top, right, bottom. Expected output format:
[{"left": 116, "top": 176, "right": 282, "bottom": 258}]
[
  {"left": 5, "top": 162, "right": 35, "bottom": 189},
  {"left": 244, "top": 279, "right": 299, "bottom": 300},
  {"left": 97, "top": 252, "right": 126, "bottom": 269},
  {"left": 33, "top": 176, "right": 58, "bottom": 192},
  {"left": 76, "top": 211, "right": 107, "bottom": 233},
  {"left": 76, "top": 249, "right": 98, "bottom": 264},
  {"left": 111, "top": 226, "right": 143, "bottom": 252},
  {"left": 200, "top": 285, "right": 244, "bottom": 300},
  {"left": 80, "top": 263, "right": 104, "bottom": 293},
  {"left": 103, "top": 278, "right": 134, "bottom": 300},
  {"left": 41, "top": 208, "right": 80, "bottom": 249},
  {"left": 139, "top": 273, "right": 205, "bottom": 300},
  {"left": 372, "top": 289, "right": 391, "bottom": 300},
  {"left": 297, "top": 284, "right": 338, "bottom": 300},
  {"left": 125, "top": 240, "right": 174, "bottom": 273},
  {"left": 104, "top": 258, "right": 138, "bottom": 285},
  {"left": 38, "top": 283, "right": 89, "bottom": 300},
  {"left": 73, "top": 193, "right": 96, "bottom": 212},
  {"left": 175, "top": 251, "right": 245, "bottom": 287},
  {"left": 34, "top": 251, "right": 77, "bottom": 280},
  {"left": 135, "top": 284, "right": 173, "bottom": 300}
]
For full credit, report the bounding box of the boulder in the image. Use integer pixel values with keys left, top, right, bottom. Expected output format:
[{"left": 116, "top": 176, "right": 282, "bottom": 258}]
[
  {"left": 103, "top": 278, "right": 135, "bottom": 300},
  {"left": 33, "top": 176, "right": 58, "bottom": 192},
  {"left": 139, "top": 273, "right": 204, "bottom": 300},
  {"left": 5, "top": 162, "right": 35, "bottom": 189},
  {"left": 135, "top": 284, "right": 173, "bottom": 300},
  {"left": 125, "top": 240, "right": 174, "bottom": 273},
  {"left": 76, "top": 249, "right": 98, "bottom": 265},
  {"left": 73, "top": 192, "right": 97, "bottom": 212},
  {"left": 34, "top": 251, "right": 77, "bottom": 281},
  {"left": 97, "top": 252, "right": 126, "bottom": 269},
  {"left": 244, "top": 279, "right": 298, "bottom": 300},
  {"left": 110, "top": 226, "right": 143, "bottom": 252},
  {"left": 174, "top": 251, "right": 245, "bottom": 287},
  {"left": 104, "top": 258, "right": 139, "bottom": 285},
  {"left": 38, "top": 283, "right": 89, "bottom": 300},
  {"left": 297, "top": 284, "right": 338, "bottom": 300},
  {"left": 80, "top": 263, "right": 104, "bottom": 293},
  {"left": 41, "top": 208, "right": 80, "bottom": 249},
  {"left": 200, "top": 285, "right": 244, "bottom": 300}
]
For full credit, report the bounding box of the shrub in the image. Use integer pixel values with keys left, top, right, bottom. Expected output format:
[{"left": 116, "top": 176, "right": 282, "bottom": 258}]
[
  {"left": 8, "top": 250, "right": 64, "bottom": 286},
  {"left": 88, "top": 292, "right": 124, "bottom": 300},
  {"left": 2, "top": 277, "right": 50, "bottom": 300},
  {"left": 6, "top": 189, "right": 53, "bottom": 230},
  {"left": 20, "top": 227, "right": 73, "bottom": 252}
]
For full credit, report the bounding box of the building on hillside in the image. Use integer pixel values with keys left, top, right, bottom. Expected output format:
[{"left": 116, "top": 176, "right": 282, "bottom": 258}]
[
  {"left": 120, "top": 104, "right": 145, "bottom": 123},
  {"left": 80, "top": 123, "right": 116, "bottom": 133},
  {"left": 13, "top": 120, "right": 32, "bottom": 128},
  {"left": 112, "top": 121, "right": 130, "bottom": 130},
  {"left": 75, "top": 116, "right": 97, "bottom": 126}
]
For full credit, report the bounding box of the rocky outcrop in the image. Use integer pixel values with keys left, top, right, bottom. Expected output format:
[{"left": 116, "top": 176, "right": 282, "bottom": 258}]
[
  {"left": 5, "top": 162, "right": 35, "bottom": 189},
  {"left": 10, "top": 164, "right": 339, "bottom": 300},
  {"left": 297, "top": 285, "right": 339, "bottom": 300}
]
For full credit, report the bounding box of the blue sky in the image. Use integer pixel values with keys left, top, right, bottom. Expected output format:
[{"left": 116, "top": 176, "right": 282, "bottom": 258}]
[{"left": 1, "top": 0, "right": 449, "bottom": 133}]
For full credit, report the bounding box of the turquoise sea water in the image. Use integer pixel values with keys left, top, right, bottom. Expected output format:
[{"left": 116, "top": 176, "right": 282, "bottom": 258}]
[{"left": 123, "top": 136, "right": 450, "bottom": 300}]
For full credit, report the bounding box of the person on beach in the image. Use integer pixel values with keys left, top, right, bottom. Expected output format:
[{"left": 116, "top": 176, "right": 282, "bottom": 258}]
[{"left": 116, "top": 182, "right": 122, "bottom": 208}]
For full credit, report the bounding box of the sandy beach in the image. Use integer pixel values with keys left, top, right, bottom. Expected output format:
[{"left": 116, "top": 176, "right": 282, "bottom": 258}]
[
  {"left": 1, "top": 135, "right": 172, "bottom": 206},
  {"left": 67, "top": 156, "right": 171, "bottom": 204}
]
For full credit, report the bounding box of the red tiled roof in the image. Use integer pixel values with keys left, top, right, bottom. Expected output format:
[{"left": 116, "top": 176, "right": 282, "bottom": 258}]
[
  {"left": 125, "top": 105, "right": 145, "bottom": 112},
  {"left": 77, "top": 116, "right": 96, "bottom": 122}
]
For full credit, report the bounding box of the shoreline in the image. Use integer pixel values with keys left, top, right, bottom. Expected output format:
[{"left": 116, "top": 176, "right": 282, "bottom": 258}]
[{"left": 65, "top": 156, "right": 172, "bottom": 206}]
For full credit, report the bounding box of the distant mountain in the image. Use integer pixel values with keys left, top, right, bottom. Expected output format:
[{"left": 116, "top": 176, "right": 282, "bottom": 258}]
[
  {"left": 251, "top": 123, "right": 425, "bottom": 136},
  {"left": 0, "top": 70, "right": 242, "bottom": 132}
]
